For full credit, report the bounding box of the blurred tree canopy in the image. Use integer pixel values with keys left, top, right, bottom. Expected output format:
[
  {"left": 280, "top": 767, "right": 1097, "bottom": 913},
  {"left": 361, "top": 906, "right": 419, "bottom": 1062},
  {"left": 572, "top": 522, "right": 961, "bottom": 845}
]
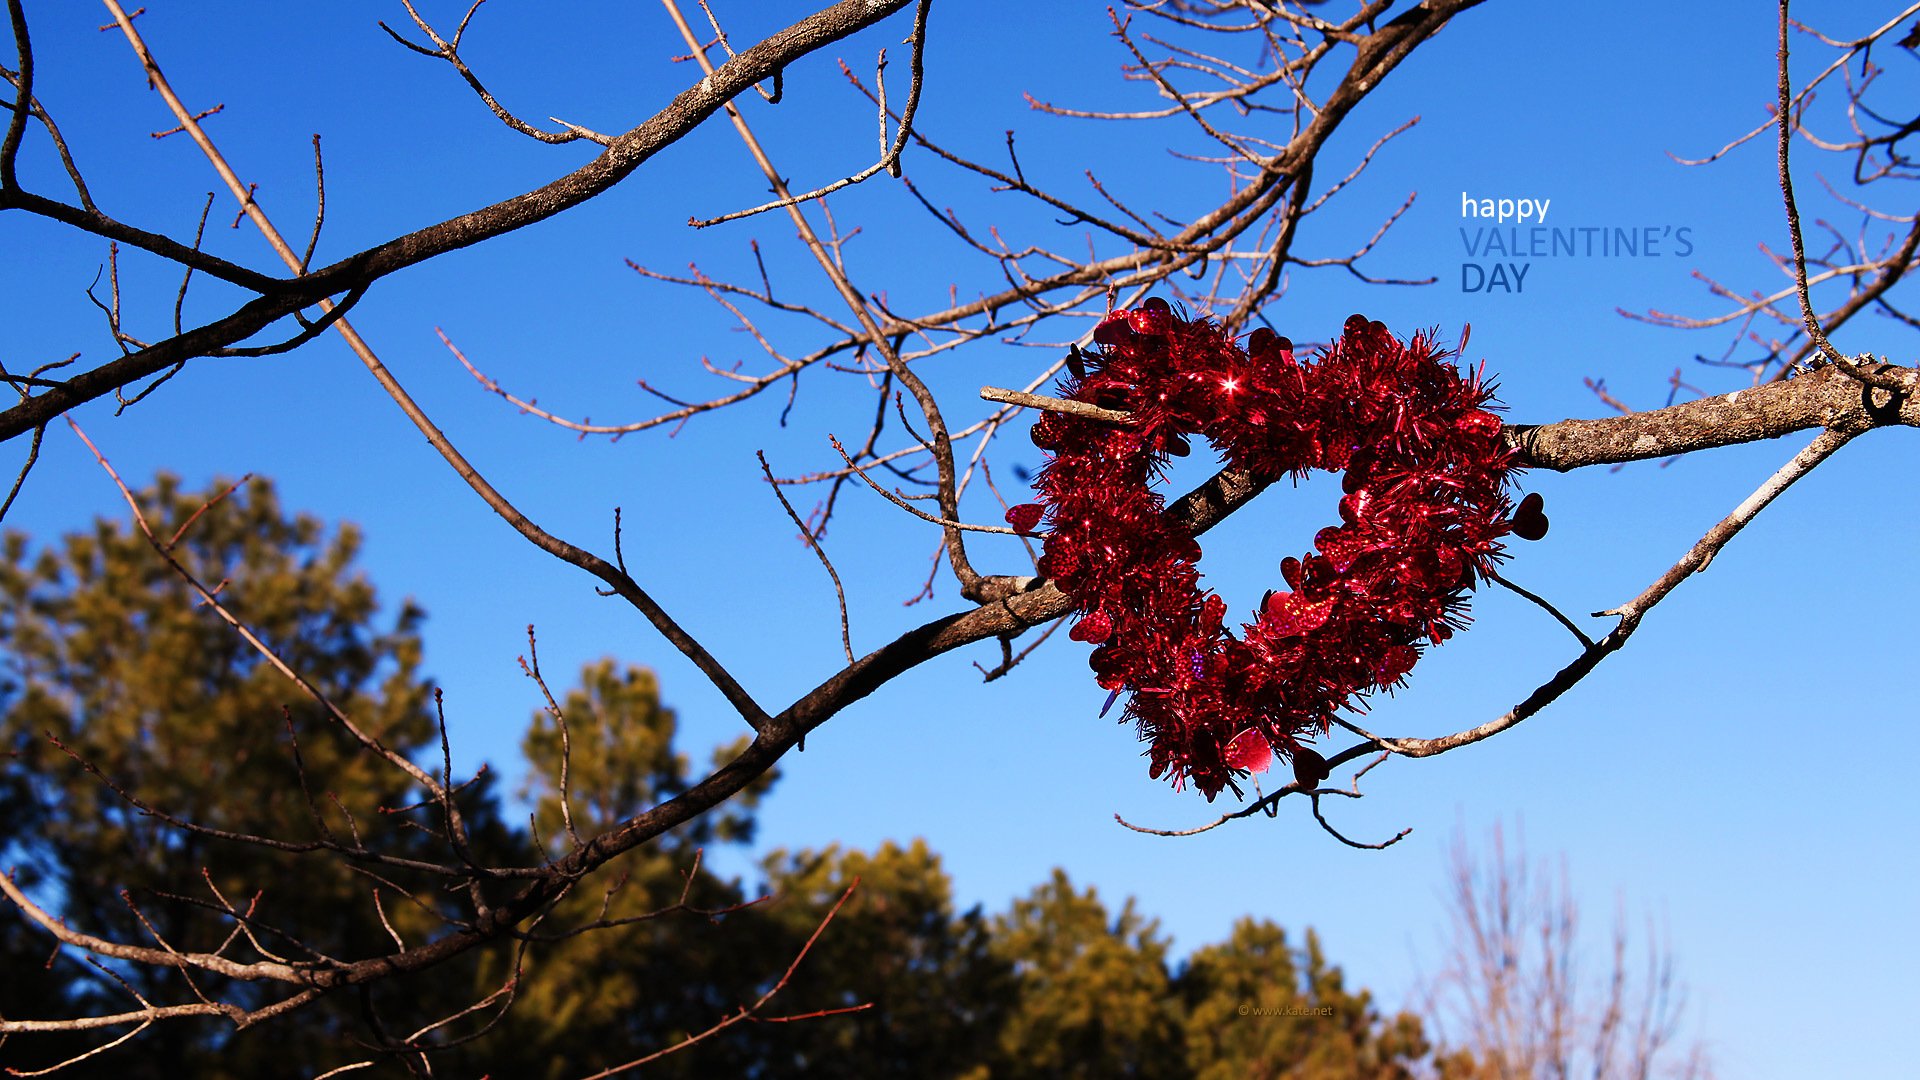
[
  {"left": 2, "top": 477, "right": 1464, "bottom": 1077},
  {"left": 1, "top": 474, "right": 518, "bottom": 1076}
]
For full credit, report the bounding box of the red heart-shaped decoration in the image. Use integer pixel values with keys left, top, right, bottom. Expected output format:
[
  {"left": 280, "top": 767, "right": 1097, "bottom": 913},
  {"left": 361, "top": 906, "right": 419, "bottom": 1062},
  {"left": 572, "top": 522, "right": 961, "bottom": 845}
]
[
  {"left": 1031, "top": 306, "right": 1526, "bottom": 799},
  {"left": 1511, "top": 491, "right": 1550, "bottom": 541},
  {"left": 1005, "top": 502, "right": 1045, "bottom": 536},
  {"left": 1291, "top": 746, "right": 1331, "bottom": 788}
]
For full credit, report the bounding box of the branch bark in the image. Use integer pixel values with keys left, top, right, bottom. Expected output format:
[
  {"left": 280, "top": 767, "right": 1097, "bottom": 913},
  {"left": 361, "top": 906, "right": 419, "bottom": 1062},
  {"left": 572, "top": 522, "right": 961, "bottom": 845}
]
[{"left": 1508, "top": 362, "right": 1916, "bottom": 470}]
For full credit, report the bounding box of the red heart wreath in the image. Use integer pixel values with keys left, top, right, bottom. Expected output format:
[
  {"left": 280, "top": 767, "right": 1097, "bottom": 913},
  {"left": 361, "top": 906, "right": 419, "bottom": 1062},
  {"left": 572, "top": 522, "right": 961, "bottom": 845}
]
[{"left": 1006, "top": 302, "right": 1539, "bottom": 800}]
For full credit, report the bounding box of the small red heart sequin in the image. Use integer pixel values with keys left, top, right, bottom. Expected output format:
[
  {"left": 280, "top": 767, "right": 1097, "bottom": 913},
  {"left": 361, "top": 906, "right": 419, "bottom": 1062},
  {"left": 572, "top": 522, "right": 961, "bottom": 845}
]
[
  {"left": 1005, "top": 503, "right": 1045, "bottom": 535},
  {"left": 1091, "top": 316, "right": 1134, "bottom": 347},
  {"left": 1459, "top": 409, "right": 1503, "bottom": 439},
  {"left": 1263, "top": 591, "right": 1334, "bottom": 637},
  {"left": 1511, "top": 491, "right": 1549, "bottom": 541},
  {"left": 1291, "top": 746, "right": 1331, "bottom": 788},
  {"left": 1374, "top": 644, "right": 1418, "bottom": 687},
  {"left": 1074, "top": 610, "right": 1113, "bottom": 644},
  {"left": 1223, "top": 728, "right": 1273, "bottom": 774},
  {"left": 1127, "top": 303, "right": 1175, "bottom": 336}
]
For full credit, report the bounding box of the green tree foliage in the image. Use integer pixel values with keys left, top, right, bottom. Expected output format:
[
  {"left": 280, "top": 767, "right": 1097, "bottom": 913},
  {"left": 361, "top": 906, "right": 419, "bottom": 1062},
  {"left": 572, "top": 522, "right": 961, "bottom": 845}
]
[
  {"left": 989, "top": 869, "right": 1185, "bottom": 1079},
  {"left": 1180, "top": 920, "right": 1438, "bottom": 1080},
  {"left": 0, "top": 475, "right": 513, "bottom": 1077},
  {"left": 742, "top": 840, "right": 1013, "bottom": 1078},
  {"left": 981, "top": 872, "right": 1448, "bottom": 1080},
  {"left": 520, "top": 657, "right": 766, "bottom": 850},
  {"left": 3, "top": 477, "right": 1466, "bottom": 1078},
  {"left": 463, "top": 659, "right": 775, "bottom": 1080}
]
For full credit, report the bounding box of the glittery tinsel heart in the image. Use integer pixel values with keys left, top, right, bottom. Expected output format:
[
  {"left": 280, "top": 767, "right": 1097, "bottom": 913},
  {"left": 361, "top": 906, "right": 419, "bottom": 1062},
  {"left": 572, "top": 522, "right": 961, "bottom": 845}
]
[{"left": 1006, "top": 301, "right": 1535, "bottom": 799}]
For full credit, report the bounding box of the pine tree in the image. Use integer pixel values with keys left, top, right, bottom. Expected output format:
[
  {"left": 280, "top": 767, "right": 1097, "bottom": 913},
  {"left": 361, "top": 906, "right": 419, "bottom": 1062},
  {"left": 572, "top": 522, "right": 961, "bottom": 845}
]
[
  {"left": 459, "top": 658, "right": 776, "bottom": 1080},
  {"left": 742, "top": 840, "right": 1012, "bottom": 1078},
  {"left": 989, "top": 869, "right": 1187, "bottom": 1079},
  {"left": 1180, "top": 920, "right": 1437, "bottom": 1079},
  {"left": 0, "top": 475, "right": 512, "bottom": 1077}
]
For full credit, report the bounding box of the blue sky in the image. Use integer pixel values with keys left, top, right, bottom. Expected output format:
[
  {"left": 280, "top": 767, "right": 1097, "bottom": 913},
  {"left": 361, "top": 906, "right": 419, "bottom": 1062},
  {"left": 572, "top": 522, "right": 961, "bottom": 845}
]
[{"left": 5, "top": 2, "right": 1915, "bottom": 1076}]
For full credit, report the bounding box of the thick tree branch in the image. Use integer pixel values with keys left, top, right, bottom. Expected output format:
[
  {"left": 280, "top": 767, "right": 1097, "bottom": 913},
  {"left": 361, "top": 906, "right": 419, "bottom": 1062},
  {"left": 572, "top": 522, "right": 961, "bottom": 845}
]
[
  {"left": 0, "top": 287, "right": 336, "bottom": 441},
  {"left": 0, "top": 187, "right": 288, "bottom": 292},
  {"left": 298, "top": 0, "right": 915, "bottom": 291},
  {"left": 1508, "top": 362, "right": 1916, "bottom": 470}
]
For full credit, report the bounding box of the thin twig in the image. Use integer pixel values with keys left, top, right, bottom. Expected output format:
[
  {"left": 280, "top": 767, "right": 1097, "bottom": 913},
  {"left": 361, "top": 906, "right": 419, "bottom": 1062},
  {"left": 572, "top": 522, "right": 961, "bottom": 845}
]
[
  {"left": 1487, "top": 568, "right": 1595, "bottom": 649},
  {"left": 759, "top": 450, "right": 855, "bottom": 662},
  {"left": 1775, "top": 0, "right": 1906, "bottom": 392},
  {"left": 520, "top": 625, "right": 582, "bottom": 848},
  {"left": 691, "top": 0, "right": 931, "bottom": 226},
  {"left": 979, "top": 385, "right": 1134, "bottom": 423},
  {"left": 576, "top": 879, "right": 869, "bottom": 1079}
]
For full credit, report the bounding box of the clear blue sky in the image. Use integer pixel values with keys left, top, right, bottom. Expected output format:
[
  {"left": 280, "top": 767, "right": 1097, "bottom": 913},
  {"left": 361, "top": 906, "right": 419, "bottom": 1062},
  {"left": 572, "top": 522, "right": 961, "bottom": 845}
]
[{"left": 5, "top": 2, "right": 1915, "bottom": 1076}]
